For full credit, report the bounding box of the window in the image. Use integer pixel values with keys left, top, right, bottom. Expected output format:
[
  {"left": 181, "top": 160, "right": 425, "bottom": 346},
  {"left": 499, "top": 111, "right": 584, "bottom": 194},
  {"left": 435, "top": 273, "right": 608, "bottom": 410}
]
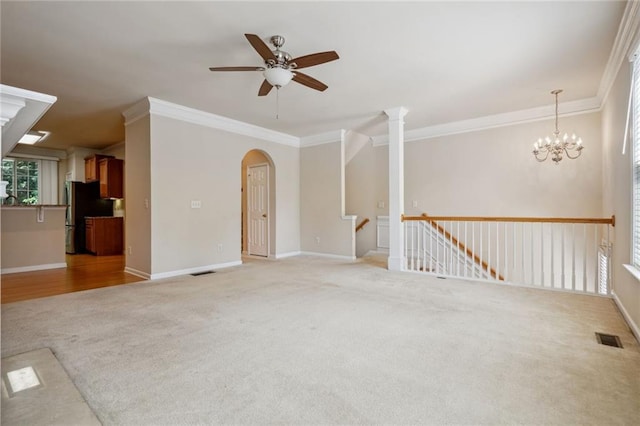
[
  {"left": 1, "top": 158, "right": 39, "bottom": 205},
  {"left": 633, "top": 57, "right": 640, "bottom": 269}
]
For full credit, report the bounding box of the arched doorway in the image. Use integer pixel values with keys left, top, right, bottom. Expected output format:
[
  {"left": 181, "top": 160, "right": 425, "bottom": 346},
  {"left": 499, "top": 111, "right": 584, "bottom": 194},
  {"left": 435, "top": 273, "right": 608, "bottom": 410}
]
[{"left": 241, "top": 150, "right": 276, "bottom": 257}]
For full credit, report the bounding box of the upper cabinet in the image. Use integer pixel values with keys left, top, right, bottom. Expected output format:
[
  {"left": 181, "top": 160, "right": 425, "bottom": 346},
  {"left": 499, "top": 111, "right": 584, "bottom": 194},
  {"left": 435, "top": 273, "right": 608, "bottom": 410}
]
[
  {"left": 85, "top": 154, "right": 114, "bottom": 182},
  {"left": 98, "top": 158, "right": 124, "bottom": 199}
]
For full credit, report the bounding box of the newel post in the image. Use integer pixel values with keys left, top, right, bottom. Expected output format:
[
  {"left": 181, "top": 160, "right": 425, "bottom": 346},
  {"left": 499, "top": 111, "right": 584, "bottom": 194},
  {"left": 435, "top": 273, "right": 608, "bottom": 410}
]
[{"left": 385, "top": 106, "right": 408, "bottom": 271}]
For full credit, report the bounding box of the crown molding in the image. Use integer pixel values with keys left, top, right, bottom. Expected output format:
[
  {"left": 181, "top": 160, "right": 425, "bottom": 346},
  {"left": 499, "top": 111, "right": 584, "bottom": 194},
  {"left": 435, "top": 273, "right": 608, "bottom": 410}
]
[
  {"left": 299, "top": 129, "right": 344, "bottom": 147},
  {"left": 372, "top": 96, "right": 601, "bottom": 146},
  {"left": 123, "top": 97, "right": 300, "bottom": 147},
  {"left": 122, "top": 98, "right": 150, "bottom": 126},
  {"left": 598, "top": 0, "right": 640, "bottom": 104},
  {"left": 148, "top": 97, "right": 300, "bottom": 147}
]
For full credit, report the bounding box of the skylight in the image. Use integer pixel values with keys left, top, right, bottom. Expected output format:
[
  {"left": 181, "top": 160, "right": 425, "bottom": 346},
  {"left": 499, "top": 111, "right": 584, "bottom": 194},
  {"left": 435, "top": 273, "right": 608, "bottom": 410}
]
[{"left": 18, "top": 131, "right": 49, "bottom": 145}]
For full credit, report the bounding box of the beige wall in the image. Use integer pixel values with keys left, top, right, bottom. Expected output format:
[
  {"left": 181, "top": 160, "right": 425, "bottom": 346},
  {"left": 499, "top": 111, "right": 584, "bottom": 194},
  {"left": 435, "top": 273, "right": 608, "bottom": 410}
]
[
  {"left": 300, "top": 142, "right": 355, "bottom": 258},
  {"left": 1, "top": 207, "right": 66, "bottom": 272},
  {"left": 404, "top": 113, "right": 603, "bottom": 217},
  {"left": 145, "top": 115, "right": 299, "bottom": 275},
  {"left": 124, "top": 116, "right": 151, "bottom": 276},
  {"left": 347, "top": 113, "right": 604, "bottom": 256},
  {"left": 601, "top": 61, "right": 639, "bottom": 335},
  {"left": 346, "top": 142, "right": 388, "bottom": 257}
]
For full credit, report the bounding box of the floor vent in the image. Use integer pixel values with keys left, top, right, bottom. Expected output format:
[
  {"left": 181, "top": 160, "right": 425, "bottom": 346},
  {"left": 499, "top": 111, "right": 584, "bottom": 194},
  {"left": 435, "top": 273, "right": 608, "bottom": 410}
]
[
  {"left": 191, "top": 271, "right": 215, "bottom": 277},
  {"left": 595, "top": 332, "right": 623, "bottom": 348}
]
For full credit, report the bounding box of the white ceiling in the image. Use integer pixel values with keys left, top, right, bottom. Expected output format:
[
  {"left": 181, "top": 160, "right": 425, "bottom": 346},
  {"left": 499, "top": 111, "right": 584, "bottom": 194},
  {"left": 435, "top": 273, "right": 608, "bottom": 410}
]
[{"left": 0, "top": 1, "right": 627, "bottom": 151}]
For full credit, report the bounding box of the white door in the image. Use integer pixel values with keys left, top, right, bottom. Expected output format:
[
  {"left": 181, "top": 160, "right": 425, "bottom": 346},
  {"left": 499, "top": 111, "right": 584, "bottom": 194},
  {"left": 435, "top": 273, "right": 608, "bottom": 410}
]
[{"left": 248, "top": 164, "right": 269, "bottom": 256}]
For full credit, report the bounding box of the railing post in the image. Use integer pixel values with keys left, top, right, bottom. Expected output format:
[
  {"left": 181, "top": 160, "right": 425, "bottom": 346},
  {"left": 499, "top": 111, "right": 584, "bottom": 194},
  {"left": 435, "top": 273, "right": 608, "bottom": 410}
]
[{"left": 385, "top": 106, "right": 409, "bottom": 271}]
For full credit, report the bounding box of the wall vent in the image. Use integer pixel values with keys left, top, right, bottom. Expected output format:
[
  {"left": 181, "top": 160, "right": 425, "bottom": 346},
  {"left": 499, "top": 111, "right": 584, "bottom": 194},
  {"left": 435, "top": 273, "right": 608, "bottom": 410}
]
[
  {"left": 191, "top": 271, "right": 215, "bottom": 277},
  {"left": 595, "top": 332, "right": 623, "bottom": 348}
]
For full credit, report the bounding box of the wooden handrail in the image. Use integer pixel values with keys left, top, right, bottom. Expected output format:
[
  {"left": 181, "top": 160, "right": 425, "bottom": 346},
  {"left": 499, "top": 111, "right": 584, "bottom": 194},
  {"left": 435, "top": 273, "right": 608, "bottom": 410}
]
[
  {"left": 418, "top": 214, "right": 503, "bottom": 281},
  {"left": 403, "top": 214, "right": 615, "bottom": 226},
  {"left": 356, "top": 218, "right": 370, "bottom": 232}
]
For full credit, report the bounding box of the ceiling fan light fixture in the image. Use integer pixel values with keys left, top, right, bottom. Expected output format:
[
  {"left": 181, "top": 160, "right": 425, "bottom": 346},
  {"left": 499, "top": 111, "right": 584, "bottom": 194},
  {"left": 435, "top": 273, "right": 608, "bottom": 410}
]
[{"left": 263, "top": 67, "right": 293, "bottom": 88}]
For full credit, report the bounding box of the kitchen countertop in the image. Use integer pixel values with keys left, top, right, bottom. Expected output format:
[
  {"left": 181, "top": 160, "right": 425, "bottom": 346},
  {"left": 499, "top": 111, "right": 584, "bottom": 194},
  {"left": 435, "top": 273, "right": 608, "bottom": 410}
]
[{"left": 1, "top": 204, "right": 67, "bottom": 209}]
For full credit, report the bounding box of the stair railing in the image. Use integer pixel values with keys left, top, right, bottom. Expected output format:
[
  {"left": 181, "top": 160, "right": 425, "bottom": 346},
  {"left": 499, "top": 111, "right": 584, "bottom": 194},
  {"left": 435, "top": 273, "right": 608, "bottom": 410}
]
[
  {"left": 356, "top": 218, "right": 370, "bottom": 232},
  {"left": 401, "top": 214, "right": 615, "bottom": 295}
]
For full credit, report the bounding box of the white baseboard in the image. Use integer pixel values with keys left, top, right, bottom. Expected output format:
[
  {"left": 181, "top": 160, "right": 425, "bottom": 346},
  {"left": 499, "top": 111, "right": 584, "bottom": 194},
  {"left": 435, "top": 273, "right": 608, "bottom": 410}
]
[
  {"left": 1, "top": 262, "right": 67, "bottom": 275},
  {"left": 365, "top": 249, "right": 389, "bottom": 255},
  {"left": 299, "top": 251, "right": 356, "bottom": 261},
  {"left": 124, "top": 267, "right": 151, "bottom": 280},
  {"left": 149, "top": 260, "right": 242, "bottom": 280},
  {"left": 275, "top": 251, "right": 301, "bottom": 259},
  {"left": 612, "top": 291, "right": 640, "bottom": 344}
]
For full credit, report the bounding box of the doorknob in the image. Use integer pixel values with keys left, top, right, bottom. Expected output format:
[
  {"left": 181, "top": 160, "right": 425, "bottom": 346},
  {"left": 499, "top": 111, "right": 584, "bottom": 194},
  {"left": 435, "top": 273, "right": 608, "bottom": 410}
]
[{"left": 262, "top": 214, "right": 267, "bottom": 217}]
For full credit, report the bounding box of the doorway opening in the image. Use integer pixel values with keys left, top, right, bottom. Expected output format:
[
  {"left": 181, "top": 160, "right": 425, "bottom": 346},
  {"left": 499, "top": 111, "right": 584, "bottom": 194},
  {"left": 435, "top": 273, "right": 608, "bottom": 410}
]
[{"left": 241, "top": 150, "right": 276, "bottom": 257}]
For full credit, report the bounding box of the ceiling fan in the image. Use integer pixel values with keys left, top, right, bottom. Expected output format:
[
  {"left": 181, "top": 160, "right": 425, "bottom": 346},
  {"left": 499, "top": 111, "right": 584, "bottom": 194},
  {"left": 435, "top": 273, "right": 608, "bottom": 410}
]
[{"left": 209, "top": 34, "right": 339, "bottom": 96}]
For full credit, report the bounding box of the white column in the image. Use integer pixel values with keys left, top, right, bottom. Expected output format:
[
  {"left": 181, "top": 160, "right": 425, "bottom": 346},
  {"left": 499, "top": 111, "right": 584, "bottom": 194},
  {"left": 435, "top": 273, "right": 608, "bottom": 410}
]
[{"left": 385, "top": 106, "right": 408, "bottom": 271}]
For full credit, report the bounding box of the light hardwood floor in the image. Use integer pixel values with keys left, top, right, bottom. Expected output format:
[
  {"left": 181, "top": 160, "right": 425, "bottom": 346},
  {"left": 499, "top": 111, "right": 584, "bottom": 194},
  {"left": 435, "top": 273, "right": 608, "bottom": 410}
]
[{"left": 1, "top": 254, "right": 144, "bottom": 304}]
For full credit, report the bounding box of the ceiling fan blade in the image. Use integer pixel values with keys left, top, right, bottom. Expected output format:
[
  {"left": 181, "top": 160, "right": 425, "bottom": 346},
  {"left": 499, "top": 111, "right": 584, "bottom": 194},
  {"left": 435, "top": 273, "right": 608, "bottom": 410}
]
[
  {"left": 258, "top": 80, "right": 273, "bottom": 96},
  {"left": 290, "top": 51, "right": 339, "bottom": 69},
  {"left": 292, "top": 71, "right": 328, "bottom": 92},
  {"left": 245, "top": 34, "right": 276, "bottom": 61},
  {"left": 209, "top": 66, "right": 264, "bottom": 72}
]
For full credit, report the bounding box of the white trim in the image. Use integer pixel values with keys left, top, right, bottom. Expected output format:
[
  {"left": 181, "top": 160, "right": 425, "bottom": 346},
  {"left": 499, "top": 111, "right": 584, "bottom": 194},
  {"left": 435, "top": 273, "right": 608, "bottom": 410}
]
[
  {"left": 299, "top": 251, "right": 356, "bottom": 261},
  {"left": 6, "top": 152, "right": 61, "bottom": 162},
  {"left": 623, "top": 263, "right": 640, "bottom": 282},
  {"left": 0, "top": 85, "right": 57, "bottom": 105},
  {"left": 612, "top": 290, "right": 640, "bottom": 344},
  {"left": 122, "top": 98, "right": 151, "bottom": 126},
  {"left": 299, "top": 130, "right": 343, "bottom": 147},
  {"left": 599, "top": 0, "right": 640, "bottom": 104},
  {"left": 365, "top": 249, "right": 389, "bottom": 255},
  {"left": 274, "top": 251, "right": 302, "bottom": 259},
  {"left": 1, "top": 262, "right": 66, "bottom": 275},
  {"left": 123, "top": 97, "right": 300, "bottom": 147},
  {"left": 124, "top": 267, "right": 151, "bottom": 280},
  {"left": 149, "top": 260, "right": 242, "bottom": 280},
  {"left": 372, "top": 97, "right": 600, "bottom": 146}
]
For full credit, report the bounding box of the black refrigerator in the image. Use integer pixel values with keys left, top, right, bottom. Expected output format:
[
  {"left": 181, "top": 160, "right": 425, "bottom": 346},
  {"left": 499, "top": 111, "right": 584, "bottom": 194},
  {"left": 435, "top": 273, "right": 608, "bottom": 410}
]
[{"left": 64, "top": 181, "right": 114, "bottom": 254}]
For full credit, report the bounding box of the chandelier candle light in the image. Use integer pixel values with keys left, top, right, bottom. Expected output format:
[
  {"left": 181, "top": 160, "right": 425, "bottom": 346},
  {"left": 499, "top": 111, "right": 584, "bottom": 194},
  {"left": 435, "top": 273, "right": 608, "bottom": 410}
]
[{"left": 532, "top": 89, "right": 583, "bottom": 164}]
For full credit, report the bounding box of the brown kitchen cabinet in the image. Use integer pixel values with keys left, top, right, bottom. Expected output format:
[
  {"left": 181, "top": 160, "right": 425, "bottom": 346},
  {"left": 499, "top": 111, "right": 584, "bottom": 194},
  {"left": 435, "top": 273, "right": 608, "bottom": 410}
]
[
  {"left": 85, "top": 217, "right": 123, "bottom": 255},
  {"left": 98, "top": 158, "right": 124, "bottom": 199},
  {"left": 85, "top": 154, "right": 114, "bottom": 182}
]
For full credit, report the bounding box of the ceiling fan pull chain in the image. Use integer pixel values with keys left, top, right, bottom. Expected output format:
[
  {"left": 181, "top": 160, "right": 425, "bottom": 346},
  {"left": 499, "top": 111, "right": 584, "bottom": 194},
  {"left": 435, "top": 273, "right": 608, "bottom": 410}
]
[{"left": 276, "top": 87, "right": 280, "bottom": 120}]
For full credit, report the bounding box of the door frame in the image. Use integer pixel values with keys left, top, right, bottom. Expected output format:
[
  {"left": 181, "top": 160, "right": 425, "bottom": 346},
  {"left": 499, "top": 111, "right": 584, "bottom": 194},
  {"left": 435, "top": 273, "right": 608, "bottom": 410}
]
[{"left": 247, "top": 162, "right": 270, "bottom": 257}]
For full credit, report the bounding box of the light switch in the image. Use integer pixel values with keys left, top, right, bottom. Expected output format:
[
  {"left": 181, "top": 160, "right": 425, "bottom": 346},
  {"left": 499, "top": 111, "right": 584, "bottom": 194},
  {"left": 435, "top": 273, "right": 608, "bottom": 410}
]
[
  {"left": 377, "top": 201, "right": 385, "bottom": 208},
  {"left": 191, "top": 200, "right": 202, "bottom": 209}
]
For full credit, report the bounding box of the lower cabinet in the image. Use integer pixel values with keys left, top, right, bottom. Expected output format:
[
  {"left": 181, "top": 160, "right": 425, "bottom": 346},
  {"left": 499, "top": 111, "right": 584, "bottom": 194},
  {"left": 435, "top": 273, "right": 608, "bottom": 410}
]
[{"left": 85, "top": 217, "right": 123, "bottom": 256}]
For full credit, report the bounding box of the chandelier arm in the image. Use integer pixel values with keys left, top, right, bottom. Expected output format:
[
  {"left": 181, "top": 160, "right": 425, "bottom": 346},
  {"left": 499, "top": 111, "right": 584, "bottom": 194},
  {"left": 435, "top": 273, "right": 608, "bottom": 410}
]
[
  {"left": 534, "top": 150, "right": 549, "bottom": 162},
  {"left": 564, "top": 148, "right": 583, "bottom": 160}
]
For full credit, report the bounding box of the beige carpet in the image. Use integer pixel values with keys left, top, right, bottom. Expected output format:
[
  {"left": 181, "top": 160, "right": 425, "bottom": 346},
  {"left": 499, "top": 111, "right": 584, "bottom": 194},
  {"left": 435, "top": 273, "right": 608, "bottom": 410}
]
[{"left": 2, "top": 254, "right": 639, "bottom": 425}]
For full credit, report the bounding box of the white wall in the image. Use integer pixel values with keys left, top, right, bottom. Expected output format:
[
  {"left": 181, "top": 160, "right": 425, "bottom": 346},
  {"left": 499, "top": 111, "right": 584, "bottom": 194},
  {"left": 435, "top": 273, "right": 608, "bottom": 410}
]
[
  {"left": 347, "top": 113, "right": 604, "bottom": 256},
  {"left": 601, "top": 61, "right": 639, "bottom": 337}
]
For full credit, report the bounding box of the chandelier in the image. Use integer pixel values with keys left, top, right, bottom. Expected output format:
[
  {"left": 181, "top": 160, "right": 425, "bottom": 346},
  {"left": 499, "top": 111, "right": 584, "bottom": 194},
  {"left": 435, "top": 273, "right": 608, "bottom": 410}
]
[{"left": 533, "top": 89, "right": 583, "bottom": 164}]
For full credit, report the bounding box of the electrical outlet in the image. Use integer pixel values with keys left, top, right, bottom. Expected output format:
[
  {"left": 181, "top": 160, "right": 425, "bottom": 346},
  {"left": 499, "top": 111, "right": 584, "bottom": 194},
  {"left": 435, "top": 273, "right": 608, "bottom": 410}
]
[
  {"left": 315, "top": 236, "right": 320, "bottom": 245},
  {"left": 412, "top": 200, "right": 418, "bottom": 208},
  {"left": 144, "top": 198, "right": 149, "bottom": 209},
  {"left": 378, "top": 201, "right": 385, "bottom": 208},
  {"left": 218, "top": 243, "right": 223, "bottom": 252},
  {"left": 128, "top": 246, "right": 132, "bottom": 255}
]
